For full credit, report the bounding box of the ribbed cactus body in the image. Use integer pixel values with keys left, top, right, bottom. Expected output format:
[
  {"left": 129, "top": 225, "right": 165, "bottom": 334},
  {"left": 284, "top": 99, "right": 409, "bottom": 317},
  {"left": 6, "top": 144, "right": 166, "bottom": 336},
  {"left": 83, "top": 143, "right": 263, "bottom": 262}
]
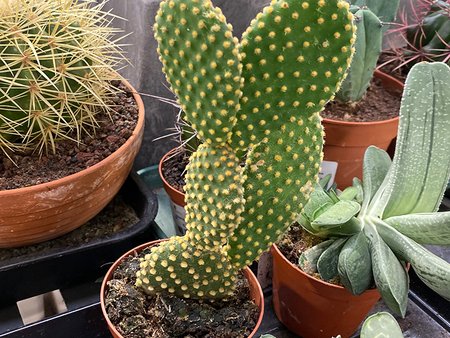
[
  {"left": 0, "top": 0, "right": 123, "bottom": 153},
  {"left": 348, "top": 0, "right": 400, "bottom": 24},
  {"left": 408, "top": 1, "right": 450, "bottom": 61},
  {"left": 138, "top": 0, "right": 355, "bottom": 299},
  {"left": 336, "top": 7, "right": 382, "bottom": 102}
]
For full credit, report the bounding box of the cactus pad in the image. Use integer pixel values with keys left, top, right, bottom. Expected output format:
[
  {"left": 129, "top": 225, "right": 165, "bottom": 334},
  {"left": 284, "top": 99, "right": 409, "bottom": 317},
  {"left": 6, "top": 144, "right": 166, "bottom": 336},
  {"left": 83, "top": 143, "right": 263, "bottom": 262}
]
[{"left": 138, "top": 0, "right": 356, "bottom": 300}]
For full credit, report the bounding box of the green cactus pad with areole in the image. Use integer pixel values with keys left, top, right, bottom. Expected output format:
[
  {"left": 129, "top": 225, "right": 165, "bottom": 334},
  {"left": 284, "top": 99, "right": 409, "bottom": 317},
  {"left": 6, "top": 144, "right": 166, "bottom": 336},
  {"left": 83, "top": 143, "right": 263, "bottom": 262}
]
[{"left": 138, "top": 0, "right": 356, "bottom": 300}]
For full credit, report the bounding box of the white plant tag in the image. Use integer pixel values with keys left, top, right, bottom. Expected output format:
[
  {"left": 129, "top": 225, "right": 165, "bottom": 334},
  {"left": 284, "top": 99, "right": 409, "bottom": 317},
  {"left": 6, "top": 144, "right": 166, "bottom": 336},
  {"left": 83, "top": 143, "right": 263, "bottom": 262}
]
[
  {"left": 170, "top": 201, "right": 187, "bottom": 235},
  {"left": 319, "top": 160, "right": 338, "bottom": 189}
]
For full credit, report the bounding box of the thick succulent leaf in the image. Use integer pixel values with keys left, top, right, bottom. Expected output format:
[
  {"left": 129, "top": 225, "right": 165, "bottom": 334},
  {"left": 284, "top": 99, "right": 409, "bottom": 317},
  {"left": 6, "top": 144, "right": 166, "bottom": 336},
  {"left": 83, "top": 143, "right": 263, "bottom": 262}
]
[
  {"left": 338, "top": 232, "right": 372, "bottom": 295},
  {"left": 298, "top": 240, "right": 334, "bottom": 275},
  {"left": 320, "top": 174, "right": 332, "bottom": 190},
  {"left": 364, "top": 222, "right": 409, "bottom": 317},
  {"left": 303, "top": 184, "right": 334, "bottom": 220},
  {"left": 361, "top": 146, "right": 391, "bottom": 213},
  {"left": 375, "top": 63, "right": 450, "bottom": 219},
  {"left": 353, "top": 177, "right": 364, "bottom": 204},
  {"left": 376, "top": 220, "right": 450, "bottom": 301},
  {"left": 360, "top": 312, "right": 404, "bottom": 338},
  {"left": 298, "top": 213, "right": 318, "bottom": 236},
  {"left": 312, "top": 200, "right": 361, "bottom": 228},
  {"left": 317, "top": 238, "right": 347, "bottom": 281},
  {"left": 384, "top": 212, "right": 450, "bottom": 245},
  {"left": 339, "top": 186, "right": 358, "bottom": 201}
]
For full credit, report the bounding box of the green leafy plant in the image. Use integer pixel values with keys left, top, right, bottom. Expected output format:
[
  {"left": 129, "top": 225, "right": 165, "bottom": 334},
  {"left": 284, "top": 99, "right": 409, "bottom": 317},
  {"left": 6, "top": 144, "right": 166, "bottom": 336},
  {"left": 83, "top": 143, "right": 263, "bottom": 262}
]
[
  {"left": 136, "top": 0, "right": 356, "bottom": 300},
  {"left": 336, "top": 0, "right": 400, "bottom": 102},
  {"left": 298, "top": 62, "right": 450, "bottom": 316},
  {"left": 0, "top": 0, "right": 124, "bottom": 154}
]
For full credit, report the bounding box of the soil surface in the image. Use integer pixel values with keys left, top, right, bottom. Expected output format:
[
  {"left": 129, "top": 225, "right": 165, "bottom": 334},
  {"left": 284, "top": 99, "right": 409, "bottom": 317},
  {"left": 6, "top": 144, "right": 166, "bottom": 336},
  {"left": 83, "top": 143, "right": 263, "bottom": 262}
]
[
  {"left": 321, "top": 77, "right": 402, "bottom": 122},
  {"left": 0, "top": 81, "right": 138, "bottom": 190},
  {"left": 161, "top": 149, "right": 190, "bottom": 193},
  {"left": 277, "top": 224, "right": 342, "bottom": 285},
  {"left": 0, "top": 194, "right": 138, "bottom": 265},
  {"left": 105, "top": 248, "right": 259, "bottom": 338}
]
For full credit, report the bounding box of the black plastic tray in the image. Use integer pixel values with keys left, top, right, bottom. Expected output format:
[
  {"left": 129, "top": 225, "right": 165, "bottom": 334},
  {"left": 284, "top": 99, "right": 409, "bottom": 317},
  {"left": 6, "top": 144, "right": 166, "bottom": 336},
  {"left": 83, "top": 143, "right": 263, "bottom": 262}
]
[{"left": 0, "top": 172, "right": 159, "bottom": 307}]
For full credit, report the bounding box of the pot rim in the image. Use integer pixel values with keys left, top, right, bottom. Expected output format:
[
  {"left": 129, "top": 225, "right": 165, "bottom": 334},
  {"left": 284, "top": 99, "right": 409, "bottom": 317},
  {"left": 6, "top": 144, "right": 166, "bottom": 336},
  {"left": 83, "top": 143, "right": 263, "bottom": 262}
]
[
  {"left": 271, "top": 243, "right": 380, "bottom": 294},
  {"left": 322, "top": 70, "right": 403, "bottom": 127},
  {"left": 100, "top": 239, "right": 265, "bottom": 338},
  {"left": 0, "top": 79, "right": 145, "bottom": 196},
  {"left": 158, "top": 147, "right": 186, "bottom": 197}
]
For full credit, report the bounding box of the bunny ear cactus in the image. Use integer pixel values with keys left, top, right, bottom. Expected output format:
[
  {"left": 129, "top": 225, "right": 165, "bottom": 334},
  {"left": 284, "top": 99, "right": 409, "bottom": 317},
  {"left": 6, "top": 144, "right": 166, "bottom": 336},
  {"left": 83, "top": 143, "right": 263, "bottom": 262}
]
[
  {"left": 0, "top": 0, "right": 124, "bottom": 154},
  {"left": 298, "top": 62, "right": 450, "bottom": 317},
  {"left": 137, "top": 0, "right": 356, "bottom": 300}
]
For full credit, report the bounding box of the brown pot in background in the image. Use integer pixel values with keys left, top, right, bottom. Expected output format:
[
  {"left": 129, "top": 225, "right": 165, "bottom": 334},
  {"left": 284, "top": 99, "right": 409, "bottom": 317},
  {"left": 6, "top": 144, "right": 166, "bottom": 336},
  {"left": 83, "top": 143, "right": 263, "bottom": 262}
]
[
  {"left": 322, "top": 70, "right": 404, "bottom": 189},
  {"left": 0, "top": 80, "right": 145, "bottom": 248},
  {"left": 100, "top": 239, "right": 265, "bottom": 338},
  {"left": 159, "top": 148, "right": 187, "bottom": 234},
  {"left": 271, "top": 244, "right": 381, "bottom": 338}
]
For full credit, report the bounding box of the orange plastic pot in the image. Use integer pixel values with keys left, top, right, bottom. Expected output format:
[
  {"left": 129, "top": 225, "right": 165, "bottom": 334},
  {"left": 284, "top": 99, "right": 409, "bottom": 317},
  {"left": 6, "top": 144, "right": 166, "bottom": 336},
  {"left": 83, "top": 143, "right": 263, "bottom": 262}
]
[
  {"left": 0, "top": 80, "right": 145, "bottom": 248},
  {"left": 159, "top": 148, "right": 186, "bottom": 207},
  {"left": 322, "top": 71, "right": 404, "bottom": 189},
  {"left": 159, "top": 148, "right": 187, "bottom": 234},
  {"left": 101, "top": 239, "right": 265, "bottom": 338},
  {"left": 271, "top": 244, "right": 380, "bottom": 338}
]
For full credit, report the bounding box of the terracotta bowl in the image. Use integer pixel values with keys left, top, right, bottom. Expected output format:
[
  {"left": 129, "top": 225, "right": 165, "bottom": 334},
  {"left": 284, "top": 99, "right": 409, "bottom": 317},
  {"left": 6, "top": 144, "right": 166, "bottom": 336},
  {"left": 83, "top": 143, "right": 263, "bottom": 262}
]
[
  {"left": 100, "top": 240, "right": 265, "bottom": 338},
  {"left": 0, "top": 80, "right": 145, "bottom": 248}
]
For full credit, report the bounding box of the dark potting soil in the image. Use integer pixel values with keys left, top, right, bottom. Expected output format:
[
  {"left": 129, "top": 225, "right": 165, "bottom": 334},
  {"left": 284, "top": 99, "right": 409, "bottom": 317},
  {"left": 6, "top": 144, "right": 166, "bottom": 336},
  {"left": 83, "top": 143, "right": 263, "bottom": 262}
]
[
  {"left": 0, "top": 194, "right": 138, "bottom": 265},
  {"left": 0, "top": 81, "right": 138, "bottom": 191},
  {"left": 105, "top": 248, "right": 259, "bottom": 338},
  {"left": 277, "top": 224, "right": 342, "bottom": 286},
  {"left": 161, "top": 150, "right": 190, "bottom": 193},
  {"left": 321, "top": 77, "right": 402, "bottom": 122}
]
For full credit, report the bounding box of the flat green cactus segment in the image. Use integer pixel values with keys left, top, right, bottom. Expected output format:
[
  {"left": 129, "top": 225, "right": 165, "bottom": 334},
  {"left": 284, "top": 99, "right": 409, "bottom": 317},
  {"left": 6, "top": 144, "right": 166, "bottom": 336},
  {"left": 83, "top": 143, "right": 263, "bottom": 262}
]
[
  {"left": 184, "top": 143, "right": 244, "bottom": 248},
  {"left": 336, "top": 8, "right": 382, "bottom": 102},
  {"left": 136, "top": 236, "right": 237, "bottom": 299},
  {"left": 0, "top": 0, "right": 122, "bottom": 153},
  {"left": 231, "top": 0, "right": 355, "bottom": 149},
  {"left": 228, "top": 116, "right": 323, "bottom": 267},
  {"left": 154, "top": 0, "right": 242, "bottom": 145}
]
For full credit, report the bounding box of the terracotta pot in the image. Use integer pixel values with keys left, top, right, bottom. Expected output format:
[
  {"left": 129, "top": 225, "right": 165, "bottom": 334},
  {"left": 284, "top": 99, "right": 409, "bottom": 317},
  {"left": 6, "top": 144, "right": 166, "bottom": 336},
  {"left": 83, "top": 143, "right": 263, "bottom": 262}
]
[
  {"left": 322, "top": 70, "right": 404, "bottom": 189},
  {"left": 0, "top": 80, "right": 145, "bottom": 248},
  {"left": 100, "top": 239, "right": 265, "bottom": 338},
  {"left": 159, "top": 148, "right": 187, "bottom": 234},
  {"left": 271, "top": 244, "right": 381, "bottom": 338}
]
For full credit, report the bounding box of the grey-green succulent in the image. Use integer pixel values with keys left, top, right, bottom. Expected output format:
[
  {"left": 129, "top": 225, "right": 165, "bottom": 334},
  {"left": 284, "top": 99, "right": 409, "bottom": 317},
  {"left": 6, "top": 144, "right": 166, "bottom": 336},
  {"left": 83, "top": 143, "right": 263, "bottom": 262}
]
[
  {"left": 360, "top": 312, "right": 404, "bottom": 338},
  {"left": 298, "top": 61, "right": 450, "bottom": 317}
]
